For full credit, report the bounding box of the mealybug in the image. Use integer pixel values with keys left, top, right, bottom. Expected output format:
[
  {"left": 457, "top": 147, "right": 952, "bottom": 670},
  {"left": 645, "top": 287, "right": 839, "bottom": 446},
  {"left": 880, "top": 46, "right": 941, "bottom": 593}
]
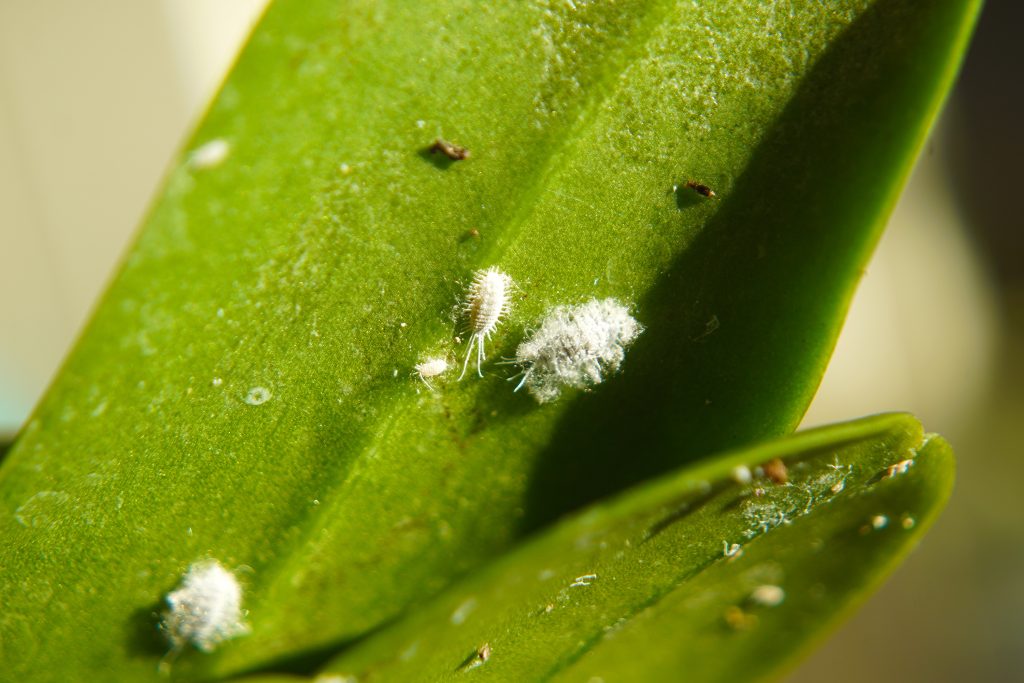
[
  {"left": 162, "top": 560, "right": 248, "bottom": 653},
  {"left": 459, "top": 267, "right": 514, "bottom": 379},
  {"left": 513, "top": 298, "right": 642, "bottom": 403},
  {"left": 415, "top": 356, "right": 449, "bottom": 390}
]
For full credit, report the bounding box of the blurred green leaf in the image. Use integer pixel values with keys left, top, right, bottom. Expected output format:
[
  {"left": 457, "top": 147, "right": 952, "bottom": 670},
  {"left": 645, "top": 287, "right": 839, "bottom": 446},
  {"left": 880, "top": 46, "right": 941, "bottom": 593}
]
[
  {"left": 313, "top": 414, "right": 952, "bottom": 682},
  {"left": 0, "top": 0, "right": 978, "bottom": 680}
]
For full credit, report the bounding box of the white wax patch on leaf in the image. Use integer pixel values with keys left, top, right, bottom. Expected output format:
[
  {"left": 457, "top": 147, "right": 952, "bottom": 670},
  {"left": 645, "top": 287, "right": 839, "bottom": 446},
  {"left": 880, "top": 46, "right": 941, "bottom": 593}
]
[
  {"left": 162, "top": 560, "right": 248, "bottom": 653},
  {"left": 515, "top": 297, "right": 642, "bottom": 403}
]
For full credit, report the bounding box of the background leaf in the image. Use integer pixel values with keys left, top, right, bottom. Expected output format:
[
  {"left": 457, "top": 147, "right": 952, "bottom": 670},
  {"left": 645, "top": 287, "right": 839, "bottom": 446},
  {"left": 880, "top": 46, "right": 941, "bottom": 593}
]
[
  {"left": 313, "top": 414, "right": 953, "bottom": 682},
  {"left": 0, "top": 0, "right": 978, "bottom": 680}
]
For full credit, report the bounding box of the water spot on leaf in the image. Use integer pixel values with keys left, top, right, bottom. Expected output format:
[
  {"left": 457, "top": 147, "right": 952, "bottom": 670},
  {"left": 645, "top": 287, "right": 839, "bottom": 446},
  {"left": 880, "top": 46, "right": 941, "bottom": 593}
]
[
  {"left": 450, "top": 597, "right": 478, "bottom": 626},
  {"left": 400, "top": 640, "right": 419, "bottom": 662},
  {"left": 14, "top": 490, "right": 70, "bottom": 528},
  {"left": 244, "top": 387, "right": 272, "bottom": 405}
]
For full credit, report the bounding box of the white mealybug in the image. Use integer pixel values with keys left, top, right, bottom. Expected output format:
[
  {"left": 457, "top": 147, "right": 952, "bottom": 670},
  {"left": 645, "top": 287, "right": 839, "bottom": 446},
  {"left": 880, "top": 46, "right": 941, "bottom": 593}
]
[
  {"left": 514, "top": 297, "right": 642, "bottom": 403},
  {"left": 415, "top": 356, "right": 449, "bottom": 389},
  {"left": 459, "top": 267, "right": 514, "bottom": 379},
  {"left": 162, "top": 560, "right": 248, "bottom": 653}
]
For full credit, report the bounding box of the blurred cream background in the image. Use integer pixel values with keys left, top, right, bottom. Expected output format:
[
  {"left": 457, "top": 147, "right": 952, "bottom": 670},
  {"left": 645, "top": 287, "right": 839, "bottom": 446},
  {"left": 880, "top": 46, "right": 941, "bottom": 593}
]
[
  {"left": 0, "top": 2, "right": 1019, "bottom": 681},
  {"left": 0, "top": 0, "right": 268, "bottom": 430}
]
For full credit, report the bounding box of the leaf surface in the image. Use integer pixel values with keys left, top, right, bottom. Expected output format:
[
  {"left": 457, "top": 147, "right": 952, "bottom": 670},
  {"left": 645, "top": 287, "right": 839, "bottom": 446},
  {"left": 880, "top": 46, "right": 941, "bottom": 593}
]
[
  {"left": 314, "top": 414, "right": 953, "bottom": 682},
  {"left": 0, "top": 0, "right": 978, "bottom": 680}
]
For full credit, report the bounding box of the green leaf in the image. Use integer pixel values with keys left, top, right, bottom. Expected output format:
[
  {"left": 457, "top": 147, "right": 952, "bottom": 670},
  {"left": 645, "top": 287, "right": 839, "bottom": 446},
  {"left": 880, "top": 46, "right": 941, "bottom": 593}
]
[
  {"left": 0, "top": 0, "right": 978, "bottom": 680},
  {"left": 311, "top": 414, "right": 952, "bottom": 682}
]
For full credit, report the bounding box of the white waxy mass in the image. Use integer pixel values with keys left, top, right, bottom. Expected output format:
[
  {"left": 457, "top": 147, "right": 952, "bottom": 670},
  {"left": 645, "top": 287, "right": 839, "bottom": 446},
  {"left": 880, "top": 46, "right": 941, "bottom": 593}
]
[
  {"left": 162, "top": 560, "right": 248, "bottom": 652},
  {"left": 514, "top": 297, "right": 643, "bottom": 403}
]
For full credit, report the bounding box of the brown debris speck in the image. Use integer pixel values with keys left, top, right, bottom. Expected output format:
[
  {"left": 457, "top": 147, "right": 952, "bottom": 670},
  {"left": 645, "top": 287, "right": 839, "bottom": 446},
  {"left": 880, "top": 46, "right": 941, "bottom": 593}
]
[
  {"left": 430, "top": 138, "right": 470, "bottom": 160},
  {"left": 763, "top": 458, "right": 788, "bottom": 484},
  {"left": 457, "top": 642, "right": 492, "bottom": 671},
  {"left": 458, "top": 228, "right": 482, "bottom": 244},
  {"left": 685, "top": 179, "right": 716, "bottom": 197}
]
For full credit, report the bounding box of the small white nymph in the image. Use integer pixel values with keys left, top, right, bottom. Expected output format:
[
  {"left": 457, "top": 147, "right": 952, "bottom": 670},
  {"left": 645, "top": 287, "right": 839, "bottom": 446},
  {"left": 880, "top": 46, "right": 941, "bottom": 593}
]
[
  {"left": 415, "top": 356, "right": 449, "bottom": 389},
  {"left": 459, "top": 267, "right": 514, "bottom": 379},
  {"left": 162, "top": 560, "right": 248, "bottom": 653},
  {"left": 514, "top": 297, "right": 642, "bottom": 403}
]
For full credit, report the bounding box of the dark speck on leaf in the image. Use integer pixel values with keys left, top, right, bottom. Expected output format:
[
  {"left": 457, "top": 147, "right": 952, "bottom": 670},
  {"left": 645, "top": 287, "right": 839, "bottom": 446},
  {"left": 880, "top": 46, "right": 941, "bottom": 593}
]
[
  {"left": 429, "top": 138, "right": 470, "bottom": 160},
  {"left": 457, "top": 642, "right": 492, "bottom": 671},
  {"left": 459, "top": 227, "right": 482, "bottom": 243},
  {"left": 685, "top": 179, "right": 716, "bottom": 197}
]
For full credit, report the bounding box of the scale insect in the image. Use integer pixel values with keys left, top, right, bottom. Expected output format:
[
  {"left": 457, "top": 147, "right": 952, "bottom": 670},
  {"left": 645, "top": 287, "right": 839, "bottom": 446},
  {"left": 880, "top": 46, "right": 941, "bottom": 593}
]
[{"left": 458, "top": 266, "right": 514, "bottom": 379}]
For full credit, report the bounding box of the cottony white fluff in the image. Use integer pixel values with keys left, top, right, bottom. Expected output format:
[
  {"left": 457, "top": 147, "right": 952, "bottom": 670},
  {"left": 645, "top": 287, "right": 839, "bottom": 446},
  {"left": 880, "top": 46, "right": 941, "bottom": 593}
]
[
  {"left": 459, "top": 267, "right": 514, "bottom": 379},
  {"left": 163, "top": 560, "right": 248, "bottom": 653},
  {"left": 514, "top": 298, "right": 642, "bottom": 403}
]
